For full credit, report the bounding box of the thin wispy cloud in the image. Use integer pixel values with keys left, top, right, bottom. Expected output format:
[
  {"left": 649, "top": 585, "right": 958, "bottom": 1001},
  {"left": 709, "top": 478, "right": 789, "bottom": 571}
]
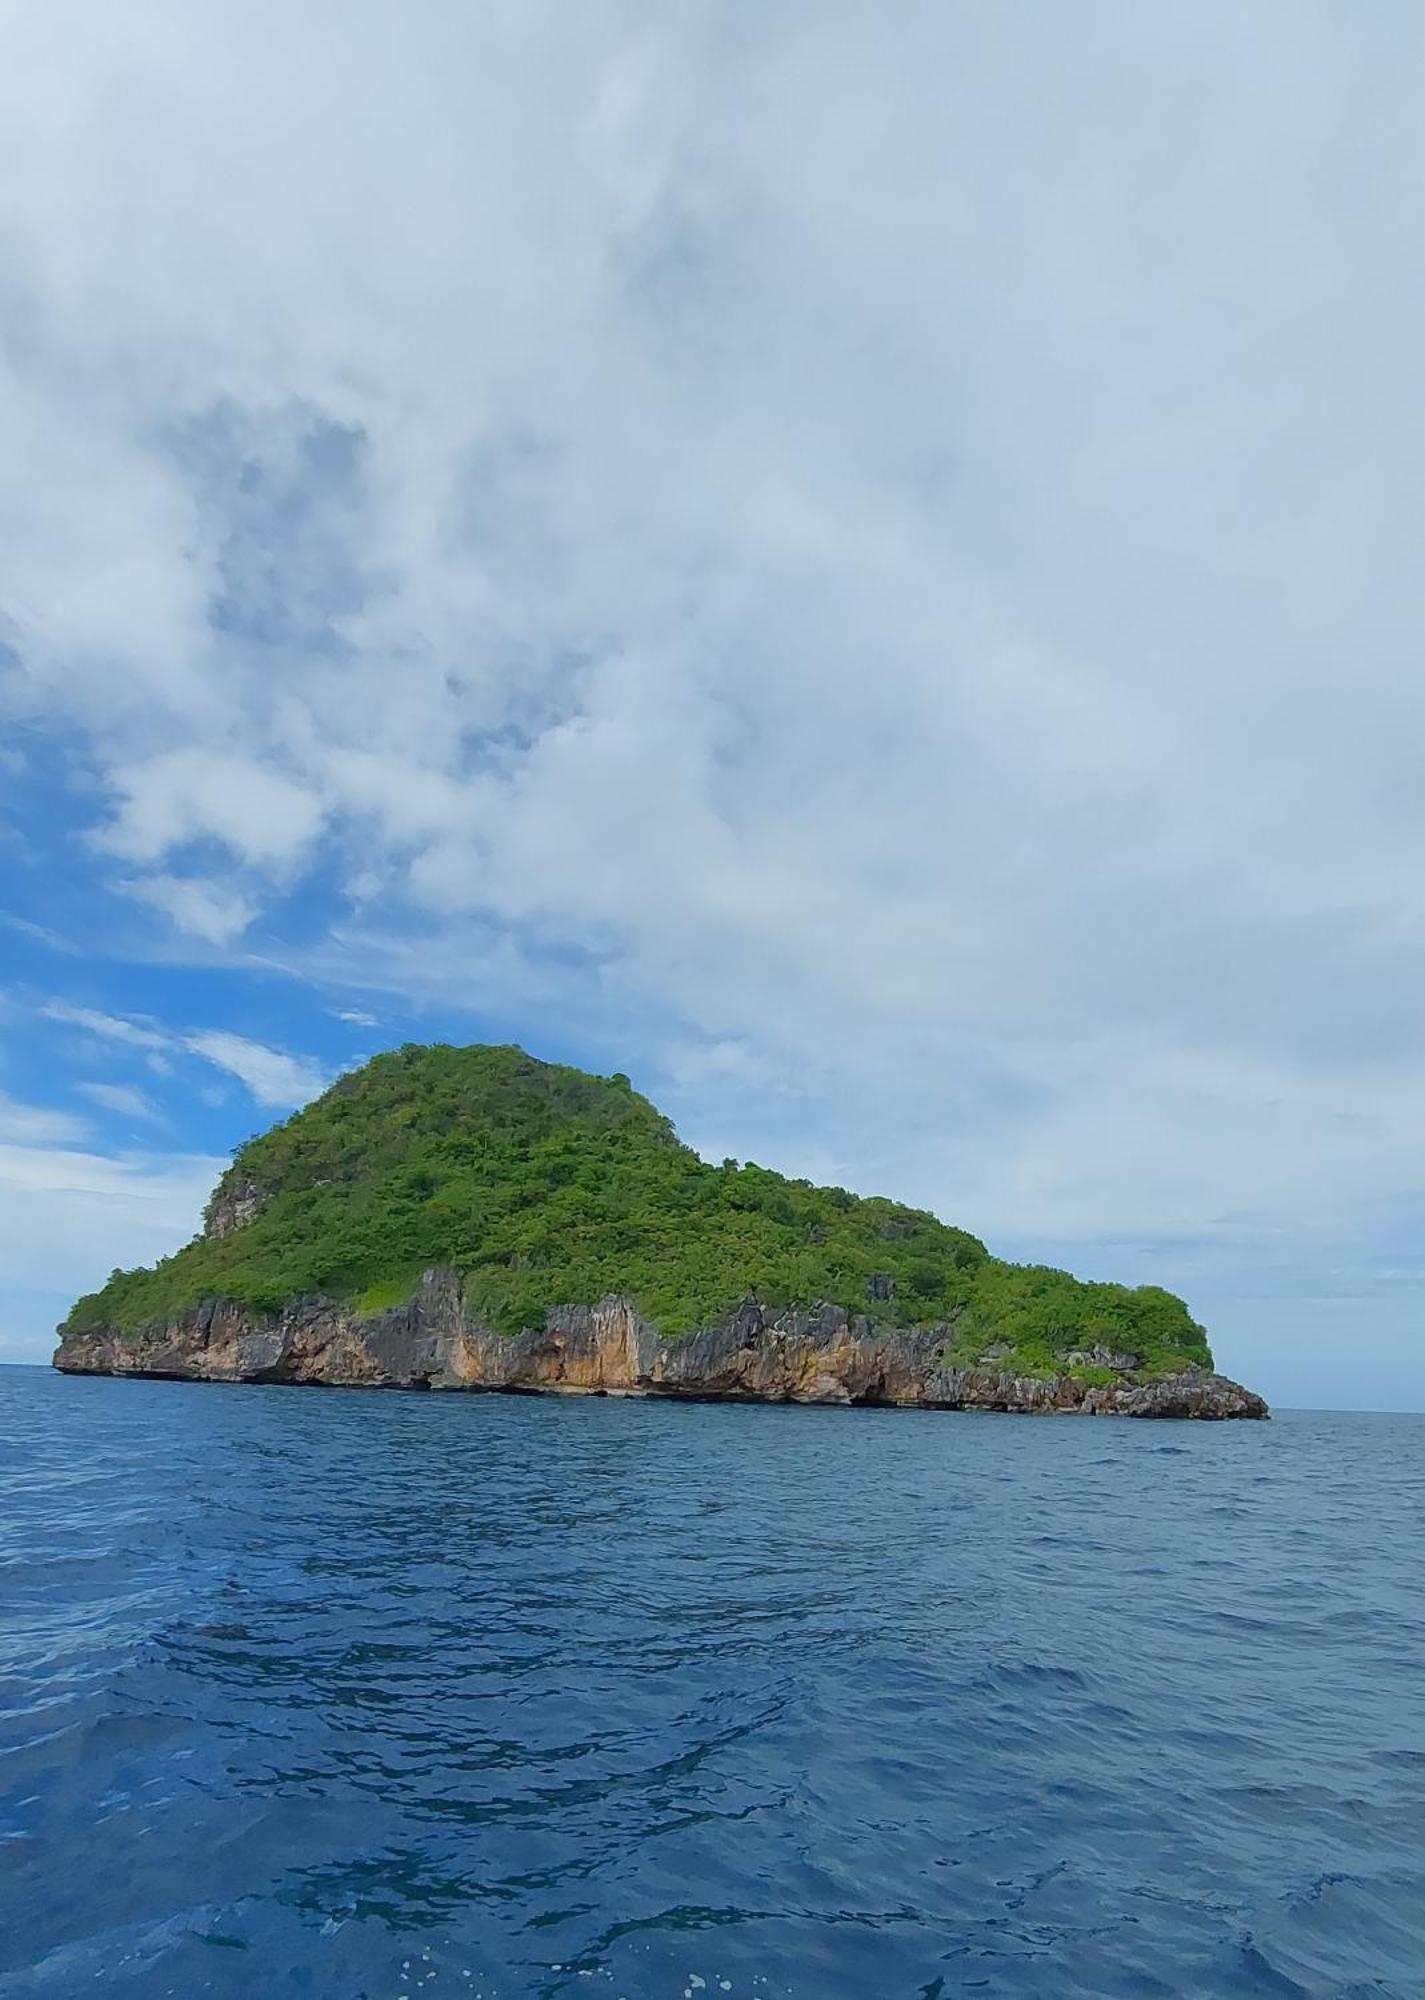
[
  {"left": 0, "top": 911, "right": 78, "bottom": 956},
  {"left": 42, "top": 1002, "right": 170, "bottom": 1053},
  {"left": 37, "top": 1000, "right": 327, "bottom": 1112},
  {"left": 76, "top": 1081, "right": 162, "bottom": 1122},
  {"left": 0, "top": 1124, "right": 222, "bottom": 1364},
  {"left": 0, "top": 1093, "right": 91, "bottom": 1149}
]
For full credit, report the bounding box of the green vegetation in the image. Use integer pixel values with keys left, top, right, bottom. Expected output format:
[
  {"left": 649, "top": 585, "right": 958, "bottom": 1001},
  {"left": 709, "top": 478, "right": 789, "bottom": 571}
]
[{"left": 63, "top": 1042, "right": 1212, "bottom": 1377}]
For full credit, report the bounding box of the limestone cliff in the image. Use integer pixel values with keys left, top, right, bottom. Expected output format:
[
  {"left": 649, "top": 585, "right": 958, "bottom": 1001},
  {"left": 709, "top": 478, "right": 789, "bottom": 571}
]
[
  {"left": 54, "top": 1269, "right": 1268, "bottom": 1418},
  {"left": 202, "top": 1173, "right": 267, "bottom": 1241}
]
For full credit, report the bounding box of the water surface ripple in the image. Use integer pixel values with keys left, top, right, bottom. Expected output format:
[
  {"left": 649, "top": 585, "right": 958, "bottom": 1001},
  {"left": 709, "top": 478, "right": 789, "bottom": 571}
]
[{"left": 2, "top": 1369, "right": 1422, "bottom": 1997}]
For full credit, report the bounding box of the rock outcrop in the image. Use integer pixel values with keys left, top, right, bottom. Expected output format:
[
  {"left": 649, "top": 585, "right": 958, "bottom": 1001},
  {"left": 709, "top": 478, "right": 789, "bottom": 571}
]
[
  {"left": 202, "top": 1175, "right": 266, "bottom": 1241},
  {"left": 53, "top": 1270, "right": 1269, "bottom": 1417}
]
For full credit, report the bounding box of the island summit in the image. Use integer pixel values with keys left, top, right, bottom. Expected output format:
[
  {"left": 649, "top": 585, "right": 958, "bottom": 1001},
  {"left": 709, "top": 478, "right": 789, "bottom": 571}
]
[{"left": 54, "top": 1043, "right": 1267, "bottom": 1417}]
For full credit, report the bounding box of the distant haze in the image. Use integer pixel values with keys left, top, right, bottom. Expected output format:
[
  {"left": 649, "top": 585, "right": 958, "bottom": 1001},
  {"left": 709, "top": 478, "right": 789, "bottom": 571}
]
[{"left": 1, "top": 4, "right": 1423, "bottom": 1409}]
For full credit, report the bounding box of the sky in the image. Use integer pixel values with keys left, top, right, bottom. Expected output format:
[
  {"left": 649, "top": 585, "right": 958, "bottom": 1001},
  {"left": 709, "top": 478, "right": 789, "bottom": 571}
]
[{"left": 1, "top": 2, "right": 1423, "bottom": 1408}]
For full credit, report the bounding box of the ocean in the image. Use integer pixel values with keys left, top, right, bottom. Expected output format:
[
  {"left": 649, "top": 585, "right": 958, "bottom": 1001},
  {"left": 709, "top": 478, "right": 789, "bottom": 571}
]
[{"left": 1, "top": 1365, "right": 1421, "bottom": 1998}]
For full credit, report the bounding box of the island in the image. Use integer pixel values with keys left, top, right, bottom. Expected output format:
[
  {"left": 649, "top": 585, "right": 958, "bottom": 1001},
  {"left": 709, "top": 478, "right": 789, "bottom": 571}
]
[{"left": 53, "top": 1042, "right": 1267, "bottom": 1417}]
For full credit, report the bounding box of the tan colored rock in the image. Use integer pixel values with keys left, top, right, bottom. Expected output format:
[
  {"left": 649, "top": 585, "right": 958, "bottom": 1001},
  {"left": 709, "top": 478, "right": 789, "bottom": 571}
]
[{"left": 53, "top": 1269, "right": 1268, "bottom": 1419}]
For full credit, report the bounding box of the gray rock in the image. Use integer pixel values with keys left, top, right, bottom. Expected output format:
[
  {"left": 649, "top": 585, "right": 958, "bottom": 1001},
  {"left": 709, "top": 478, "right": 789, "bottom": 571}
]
[{"left": 202, "top": 1174, "right": 266, "bottom": 1240}]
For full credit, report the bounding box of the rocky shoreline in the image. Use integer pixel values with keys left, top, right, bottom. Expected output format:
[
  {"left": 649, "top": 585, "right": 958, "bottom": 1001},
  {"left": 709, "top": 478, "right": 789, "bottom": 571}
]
[{"left": 54, "top": 1269, "right": 1268, "bottom": 1418}]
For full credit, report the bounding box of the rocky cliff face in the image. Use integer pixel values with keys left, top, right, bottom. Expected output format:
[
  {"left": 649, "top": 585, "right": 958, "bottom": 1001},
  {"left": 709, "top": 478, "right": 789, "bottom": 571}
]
[
  {"left": 53, "top": 1269, "right": 1268, "bottom": 1417},
  {"left": 202, "top": 1174, "right": 267, "bottom": 1241}
]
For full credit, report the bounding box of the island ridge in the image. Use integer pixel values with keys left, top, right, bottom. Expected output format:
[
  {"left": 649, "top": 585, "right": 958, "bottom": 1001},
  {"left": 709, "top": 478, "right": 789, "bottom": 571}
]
[{"left": 54, "top": 1042, "right": 1267, "bottom": 1417}]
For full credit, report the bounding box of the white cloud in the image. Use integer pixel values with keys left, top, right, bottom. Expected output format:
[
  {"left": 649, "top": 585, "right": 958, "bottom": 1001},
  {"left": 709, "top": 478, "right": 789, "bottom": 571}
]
[
  {"left": 182, "top": 1030, "right": 327, "bottom": 1109},
  {"left": 0, "top": 1092, "right": 91, "bottom": 1147},
  {"left": 1, "top": 4, "right": 1424, "bottom": 1399},
  {"left": 77, "top": 1080, "right": 162, "bottom": 1122},
  {"left": 100, "top": 748, "right": 323, "bottom": 871},
  {"left": 40, "top": 1002, "right": 170, "bottom": 1052},
  {"left": 124, "top": 872, "right": 258, "bottom": 945},
  {"left": 37, "top": 999, "right": 327, "bottom": 1114},
  {"left": 0, "top": 911, "right": 79, "bottom": 955},
  {"left": 0, "top": 1128, "right": 221, "bottom": 1363}
]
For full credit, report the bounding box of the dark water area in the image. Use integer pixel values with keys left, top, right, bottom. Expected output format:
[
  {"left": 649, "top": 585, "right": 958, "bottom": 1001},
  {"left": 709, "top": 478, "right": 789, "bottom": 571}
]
[{"left": 2, "top": 1368, "right": 1422, "bottom": 1999}]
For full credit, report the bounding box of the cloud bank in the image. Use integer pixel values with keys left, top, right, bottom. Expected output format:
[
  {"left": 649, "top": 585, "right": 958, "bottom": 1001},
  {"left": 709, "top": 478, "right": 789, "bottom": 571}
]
[{"left": 2, "top": 3, "right": 1423, "bottom": 1400}]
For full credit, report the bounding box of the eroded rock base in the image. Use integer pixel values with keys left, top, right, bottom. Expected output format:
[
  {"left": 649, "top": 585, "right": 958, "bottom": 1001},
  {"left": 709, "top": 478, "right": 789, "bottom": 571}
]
[{"left": 54, "top": 1272, "right": 1269, "bottom": 1418}]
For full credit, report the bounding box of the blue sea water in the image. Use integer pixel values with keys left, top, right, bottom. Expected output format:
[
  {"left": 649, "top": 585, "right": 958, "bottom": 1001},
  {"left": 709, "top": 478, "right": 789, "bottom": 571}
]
[{"left": 1, "top": 1368, "right": 1422, "bottom": 1999}]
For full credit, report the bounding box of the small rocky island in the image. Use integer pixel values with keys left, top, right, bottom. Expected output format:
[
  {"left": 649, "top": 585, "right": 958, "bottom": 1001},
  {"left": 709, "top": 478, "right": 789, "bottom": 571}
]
[{"left": 54, "top": 1043, "right": 1267, "bottom": 1418}]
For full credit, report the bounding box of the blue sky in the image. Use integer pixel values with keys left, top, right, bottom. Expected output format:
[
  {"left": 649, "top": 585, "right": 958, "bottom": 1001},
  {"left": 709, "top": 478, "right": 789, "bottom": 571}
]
[{"left": 3, "top": 2, "right": 1424, "bottom": 1408}]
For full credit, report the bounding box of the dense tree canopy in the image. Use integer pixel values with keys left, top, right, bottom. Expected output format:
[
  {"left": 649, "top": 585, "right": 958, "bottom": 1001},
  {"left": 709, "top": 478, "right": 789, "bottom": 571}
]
[{"left": 65, "top": 1043, "right": 1212, "bottom": 1379}]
